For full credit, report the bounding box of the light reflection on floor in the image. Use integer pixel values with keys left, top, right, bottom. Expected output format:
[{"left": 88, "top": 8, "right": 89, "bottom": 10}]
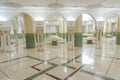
[{"left": 0, "top": 38, "right": 120, "bottom": 80}]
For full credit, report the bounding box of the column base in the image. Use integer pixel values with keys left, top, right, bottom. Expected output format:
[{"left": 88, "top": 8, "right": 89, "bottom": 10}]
[
  {"left": 116, "top": 32, "right": 120, "bottom": 45},
  {"left": 74, "top": 32, "right": 82, "bottom": 47},
  {"left": 25, "top": 33, "right": 35, "bottom": 48}
]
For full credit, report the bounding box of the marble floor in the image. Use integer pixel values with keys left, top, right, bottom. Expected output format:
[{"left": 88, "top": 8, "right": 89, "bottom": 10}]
[{"left": 0, "top": 38, "right": 120, "bottom": 80}]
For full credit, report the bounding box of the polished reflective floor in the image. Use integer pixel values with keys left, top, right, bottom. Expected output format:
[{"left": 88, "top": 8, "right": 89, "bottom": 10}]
[{"left": 0, "top": 38, "right": 120, "bottom": 80}]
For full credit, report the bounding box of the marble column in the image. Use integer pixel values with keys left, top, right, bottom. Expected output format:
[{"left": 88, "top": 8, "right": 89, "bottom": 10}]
[
  {"left": 74, "top": 16, "right": 82, "bottom": 47},
  {"left": 23, "top": 13, "right": 35, "bottom": 48},
  {"left": 40, "top": 30, "right": 44, "bottom": 51},
  {"left": 22, "top": 31, "right": 25, "bottom": 43},
  {"left": 96, "top": 29, "right": 102, "bottom": 48},
  {"left": 103, "top": 21, "right": 107, "bottom": 37},
  {"left": 37, "top": 30, "right": 40, "bottom": 51},
  {"left": 6, "top": 31, "right": 11, "bottom": 52},
  {"left": 13, "top": 29, "right": 18, "bottom": 48},
  {"left": 116, "top": 18, "right": 120, "bottom": 44},
  {"left": 68, "top": 29, "right": 74, "bottom": 50},
  {"left": 1, "top": 31, "right": 6, "bottom": 52},
  {"left": 0, "top": 31, "right": 3, "bottom": 52},
  {"left": 67, "top": 30, "right": 70, "bottom": 49}
]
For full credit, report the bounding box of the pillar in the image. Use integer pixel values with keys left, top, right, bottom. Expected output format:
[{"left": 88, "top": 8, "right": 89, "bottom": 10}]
[
  {"left": 68, "top": 29, "right": 74, "bottom": 50},
  {"left": 103, "top": 21, "right": 107, "bottom": 37},
  {"left": 13, "top": 29, "right": 18, "bottom": 48},
  {"left": 37, "top": 30, "right": 40, "bottom": 51},
  {"left": 116, "top": 18, "right": 120, "bottom": 44},
  {"left": 6, "top": 31, "right": 11, "bottom": 52},
  {"left": 23, "top": 13, "right": 35, "bottom": 48},
  {"left": 96, "top": 29, "right": 102, "bottom": 48},
  {"left": 0, "top": 31, "right": 2, "bottom": 52},
  {"left": 74, "top": 16, "right": 82, "bottom": 47},
  {"left": 22, "top": 30, "right": 26, "bottom": 47},
  {"left": 0, "top": 31, "right": 6, "bottom": 52}
]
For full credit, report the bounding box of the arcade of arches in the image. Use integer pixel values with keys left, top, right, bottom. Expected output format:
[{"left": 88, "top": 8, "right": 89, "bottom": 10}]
[{"left": 0, "top": 11, "right": 120, "bottom": 80}]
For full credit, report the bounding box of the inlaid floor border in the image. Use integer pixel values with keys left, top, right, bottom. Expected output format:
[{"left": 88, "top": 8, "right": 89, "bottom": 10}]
[
  {"left": 0, "top": 56, "right": 27, "bottom": 64},
  {"left": 0, "top": 54, "right": 116, "bottom": 80},
  {"left": 80, "top": 70, "right": 115, "bottom": 80},
  {"left": 24, "top": 54, "right": 81, "bottom": 80}
]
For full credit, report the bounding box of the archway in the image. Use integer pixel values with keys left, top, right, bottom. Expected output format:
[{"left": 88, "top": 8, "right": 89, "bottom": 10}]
[
  {"left": 11, "top": 12, "right": 36, "bottom": 48},
  {"left": 74, "top": 13, "right": 96, "bottom": 47},
  {"left": 43, "top": 13, "right": 67, "bottom": 45},
  {"left": 103, "top": 13, "right": 118, "bottom": 44},
  {"left": 82, "top": 13, "right": 96, "bottom": 45}
]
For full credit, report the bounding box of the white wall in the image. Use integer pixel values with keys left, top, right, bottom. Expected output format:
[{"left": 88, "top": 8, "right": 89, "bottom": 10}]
[
  {"left": 0, "top": 7, "right": 120, "bottom": 21},
  {"left": 0, "top": 7, "right": 120, "bottom": 28}
]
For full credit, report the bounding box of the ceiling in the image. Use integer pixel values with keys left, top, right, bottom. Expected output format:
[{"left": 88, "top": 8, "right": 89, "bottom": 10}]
[{"left": 0, "top": 0, "right": 120, "bottom": 9}]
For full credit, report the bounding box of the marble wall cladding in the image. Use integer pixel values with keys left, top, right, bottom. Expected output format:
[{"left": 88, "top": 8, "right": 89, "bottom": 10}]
[
  {"left": 10, "top": 34, "right": 23, "bottom": 39},
  {"left": 116, "top": 32, "right": 120, "bottom": 44},
  {"left": 58, "top": 33, "right": 67, "bottom": 40},
  {"left": 0, "top": 38, "right": 1, "bottom": 45},
  {"left": 74, "top": 32, "right": 82, "bottom": 47},
  {"left": 25, "top": 33, "right": 35, "bottom": 48},
  {"left": 94, "top": 33, "right": 96, "bottom": 37},
  {"left": 104, "top": 32, "right": 116, "bottom": 37}
]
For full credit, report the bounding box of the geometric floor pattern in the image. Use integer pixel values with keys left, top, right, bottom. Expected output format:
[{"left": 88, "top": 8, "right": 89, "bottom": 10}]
[
  {"left": 0, "top": 55, "right": 115, "bottom": 80},
  {"left": 0, "top": 38, "right": 120, "bottom": 80}
]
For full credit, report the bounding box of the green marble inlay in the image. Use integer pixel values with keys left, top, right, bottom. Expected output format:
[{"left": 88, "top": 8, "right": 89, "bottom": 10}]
[
  {"left": 116, "top": 32, "right": 120, "bottom": 45},
  {"left": 44, "top": 33, "right": 49, "bottom": 39},
  {"left": 104, "top": 32, "right": 116, "bottom": 38},
  {"left": 64, "top": 65, "right": 76, "bottom": 70},
  {"left": 81, "top": 70, "right": 115, "bottom": 80},
  {"left": 0, "top": 50, "right": 115, "bottom": 80},
  {"left": 0, "top": 55, "right": 58, "bottom": 80},
  {"left": 35, "top": 33, "right": 42, "bottom": 42},
  {"left": 62, "top": 54, "right": 81, "bottom": 66},
  {"left": 0, "top": 56, "right": 43, "bottom": 64},
  {"left": 94, "top": 33, "right": 96, "bottom": 37},
  {"left": 11, "top": 33, "right": 23, "bottom": 39},
  {"left": 25, "top": 56, "right": 58, "bottom": 80},
  {"left": 0, "top": 36, "right": 8, "bottom": 46},
  {"left": 74, "top": 32, "right": 82, "bottom": 47},
  {"left": 25, "top": 33, "right": 35, "bottom": 48},
  {"left": 0, "top": 56, "right": 27, "bottom": 64},
  {"left": 0, "top": 38, "right": 1, "bottom": 45},
  {"left": 27, "top": 56, "right": 43, "bottom": 62},
  {"left": 18, "top": 34, "right": 23, "bottom": 39},
  {"left": 25, "top": 65, "right": 57, "bottom": 80},
  {"left": 113, "top": 32, "right": 116, "bottom": 36},
  {"left": 58, "top": 33, "right": 67, "bottom": 40},
  {"left": 67, "top": 33, "right": 73, "bottom": 41},
  {"left": 26, "top": 54, "right": 81, "bottom": 80}
]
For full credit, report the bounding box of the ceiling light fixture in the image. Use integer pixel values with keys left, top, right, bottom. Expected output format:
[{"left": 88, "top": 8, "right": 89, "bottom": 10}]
[
  {"left": 48, "top": 0, "right": 64, "bottom": 8},
  {"left": 3, "top": 0, "right": 23, "bottom": 8},
  {"left": 86, "top": 0, "right": 106, "bottom": 9}
]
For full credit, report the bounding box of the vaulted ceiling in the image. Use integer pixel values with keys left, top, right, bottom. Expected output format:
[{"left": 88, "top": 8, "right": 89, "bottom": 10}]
[
  {"left": 0, "top": 0, "right": 120, "bottom": 22},
  {"left": 0, "top": 0, "right": 120, "bottom": 8}
]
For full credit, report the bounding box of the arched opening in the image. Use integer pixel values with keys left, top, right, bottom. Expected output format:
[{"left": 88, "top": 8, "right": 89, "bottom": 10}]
[
  {"left": 43, "top": 13, "right": 67, "bottom": 45},
  {"left": 11, "top": 13, "right": 24, "bottom": 42},
  {"left": 74, "top": 13, "right": 96, "bottom": 47},
  {"left": 10, "top": 12, "right": 36, "bottom": 49},
  {"left": 82, "top": 13, "right": 96, "bottom": 45},
  {"left": 103, "top": 13, "right": 118, "bottom": 44}
]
